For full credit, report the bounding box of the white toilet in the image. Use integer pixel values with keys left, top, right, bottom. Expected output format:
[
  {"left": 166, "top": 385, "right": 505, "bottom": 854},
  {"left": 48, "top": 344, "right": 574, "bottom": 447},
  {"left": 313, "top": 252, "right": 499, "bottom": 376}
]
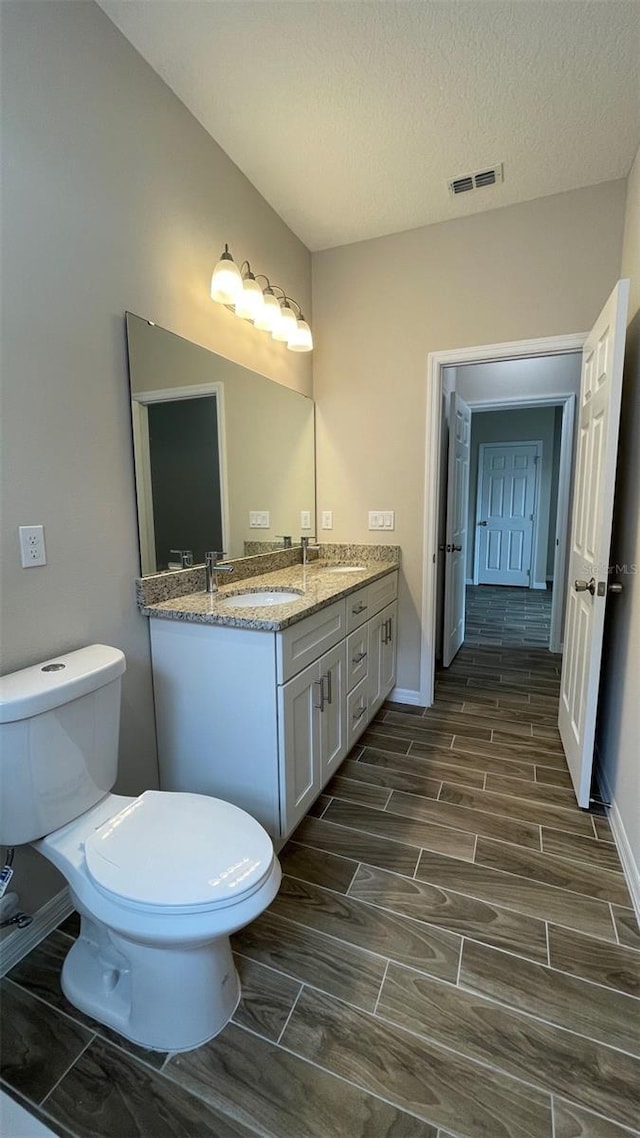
[{"left": 0, "top": 644, "right": 281, "bottom": 1052}]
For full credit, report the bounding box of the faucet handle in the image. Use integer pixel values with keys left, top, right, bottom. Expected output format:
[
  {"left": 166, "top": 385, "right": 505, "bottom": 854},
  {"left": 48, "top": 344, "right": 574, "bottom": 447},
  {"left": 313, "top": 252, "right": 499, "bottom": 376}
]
[
  {"left": 170, "top": 549, "right": 193, "bottom": 568},
  {"left": 205, "top": 550, "right": 227, "bottom": 565}
]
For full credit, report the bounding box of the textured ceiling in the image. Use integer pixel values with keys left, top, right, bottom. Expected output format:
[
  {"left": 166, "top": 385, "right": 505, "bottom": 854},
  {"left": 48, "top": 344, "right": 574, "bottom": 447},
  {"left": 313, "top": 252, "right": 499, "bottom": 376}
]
[{"left": 98, "top": 0, "right": 640, "bottom": 251}]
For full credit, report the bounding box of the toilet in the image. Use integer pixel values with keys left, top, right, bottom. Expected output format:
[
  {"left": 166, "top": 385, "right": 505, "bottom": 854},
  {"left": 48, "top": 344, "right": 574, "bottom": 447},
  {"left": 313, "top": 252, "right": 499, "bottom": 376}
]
[{"left": 0, "top": 644, "right": 281, "bottom": 1052}]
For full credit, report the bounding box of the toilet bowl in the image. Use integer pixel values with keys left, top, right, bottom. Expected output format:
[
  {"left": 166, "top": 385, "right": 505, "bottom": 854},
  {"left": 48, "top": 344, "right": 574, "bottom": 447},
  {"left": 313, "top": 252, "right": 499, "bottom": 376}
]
[{"left": 0, "top": 645, "right": 281, "bottom": 1052}]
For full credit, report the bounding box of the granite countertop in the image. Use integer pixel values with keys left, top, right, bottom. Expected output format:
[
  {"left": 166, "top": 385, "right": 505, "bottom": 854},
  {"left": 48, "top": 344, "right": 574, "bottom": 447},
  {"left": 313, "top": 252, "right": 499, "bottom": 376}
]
[{"left": 139, "top": 558, "right": 399, "bottom": 631}]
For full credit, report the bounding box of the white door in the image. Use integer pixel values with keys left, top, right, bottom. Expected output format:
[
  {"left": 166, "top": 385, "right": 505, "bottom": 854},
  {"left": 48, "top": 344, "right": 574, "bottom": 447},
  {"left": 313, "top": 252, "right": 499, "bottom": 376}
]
[
  {"left": 443, "top": 393, "right": 471, "bottom": 666},
  {"left": 476, "top": 443, "right": 539, "bottom": 587},
  {"left": 559, "top": 280, "right": 629, "bottom": 807}
]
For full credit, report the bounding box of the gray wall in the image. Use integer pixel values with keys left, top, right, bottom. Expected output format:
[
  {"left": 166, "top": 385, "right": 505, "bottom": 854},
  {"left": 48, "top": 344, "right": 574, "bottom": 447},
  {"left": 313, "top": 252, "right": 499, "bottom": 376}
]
[
  {"left": 1, "top": 0, "right": 311, "bottom": 917},
  {"left": 466, "top": 407, "right": 560, "bottom": 587},
  {"left": 313, "top": 183, "right": 625, "bottom": 696}
]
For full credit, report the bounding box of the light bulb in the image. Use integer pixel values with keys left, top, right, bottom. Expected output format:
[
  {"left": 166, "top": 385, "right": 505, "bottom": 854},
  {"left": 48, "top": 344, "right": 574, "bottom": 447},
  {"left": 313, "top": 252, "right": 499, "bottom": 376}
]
[
  {"left": 288, "top": 318, "right": 313, "bottom": 352},
  {"left": 254, "top": 289, "right": 281, "bottom": 332},
  {"left": 273, "top": 302, "right": 298, "bottom": 342},
  {"left": 235, "top": 275, "right": 264, "bottom": 322},
  {"left": 210, "top": 245, "right": 242, "bottom": 304}
]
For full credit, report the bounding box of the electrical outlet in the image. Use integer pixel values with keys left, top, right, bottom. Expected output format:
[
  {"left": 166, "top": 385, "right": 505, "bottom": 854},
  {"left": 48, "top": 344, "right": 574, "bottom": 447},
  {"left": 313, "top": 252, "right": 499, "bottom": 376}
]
[
  {"left": 300, "top": 510, "right": 311, "bottom": 530},
  {"left": 321, "top": 510, "right": 333, "bottom": 530},
  {"left": 19, "top": 525, "right": 47, "bottom": 567}
]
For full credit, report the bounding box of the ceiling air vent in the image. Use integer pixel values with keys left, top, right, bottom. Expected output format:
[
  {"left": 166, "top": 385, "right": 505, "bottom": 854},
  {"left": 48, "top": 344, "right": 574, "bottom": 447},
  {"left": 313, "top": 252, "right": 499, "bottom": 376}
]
[{"left": 448, "top": 163, "right": 504, "bottom": 196}]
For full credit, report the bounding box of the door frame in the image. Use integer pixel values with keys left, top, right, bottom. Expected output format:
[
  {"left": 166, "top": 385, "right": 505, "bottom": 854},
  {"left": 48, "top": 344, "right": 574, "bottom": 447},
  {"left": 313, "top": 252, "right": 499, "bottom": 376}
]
[
  {"left": 420, "top": 334, "right": 585, "bottom": 707},
  {"left": 131, "top": 381, "right": 230, "bottom": 574},
  {"left": 473, "top": 439, "right": 543, "bottom": 588}
]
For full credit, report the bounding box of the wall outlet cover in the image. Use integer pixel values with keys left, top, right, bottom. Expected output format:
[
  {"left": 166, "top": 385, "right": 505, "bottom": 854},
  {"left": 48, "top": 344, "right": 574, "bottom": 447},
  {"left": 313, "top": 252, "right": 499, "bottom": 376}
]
[
  {"left": 300, "top": 510, "right": 311, "bottom": 530},
  {"left": 321, "top": 510, "right": 333, "bottom": 530},
  {"left": 19, "top": 525, "right": 47, "bottom": 567}
]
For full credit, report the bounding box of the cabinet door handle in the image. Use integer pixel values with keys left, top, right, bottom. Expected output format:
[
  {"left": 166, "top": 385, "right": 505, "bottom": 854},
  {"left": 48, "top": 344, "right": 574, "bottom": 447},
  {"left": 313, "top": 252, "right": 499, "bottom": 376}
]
[
  {"left": 322, "top": 670, "right": 332, "bottom": 705},
  {"left": 314, "top": 679, "right": 325, "bottom": 712},
  {"left": 352, "top": 702, "right": 367, "bottom": 723},
  {"left": 382, "top": 618, "right": 391, "bottom": 644},
  {"left": 386, "top": 618, "right": 393, "bottom": 643},
  {"left": 352, "top": 651, "right": 367, "bottom": 664},
  {"left": 352, "top": 603, "right": 368, "bottom": 615}
]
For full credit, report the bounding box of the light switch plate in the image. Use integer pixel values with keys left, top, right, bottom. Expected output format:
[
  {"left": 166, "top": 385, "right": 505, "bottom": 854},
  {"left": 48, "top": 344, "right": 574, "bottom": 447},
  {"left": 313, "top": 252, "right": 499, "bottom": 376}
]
[
  {"left": 249, "top": 511, "right": 270, "bottom": 528},
  {"left": 321, "top": 510, "right": 333, "bottom": 530},
  {"left": 368, "top": 511, "right": 395, "bottom": 531}
]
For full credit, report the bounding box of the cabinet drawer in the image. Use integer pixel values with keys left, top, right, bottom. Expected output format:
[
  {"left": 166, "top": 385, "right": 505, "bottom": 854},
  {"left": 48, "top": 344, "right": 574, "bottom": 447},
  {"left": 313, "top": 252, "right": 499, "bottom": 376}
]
[
  {"left": 277, "top": 599, "right": 346, "bottom": 684},
  {"left": 346, "top": 625, "right": 369, "bottom": 693},
  {"left": 346, "top": 674, "right": 370, "bottom": 750},
  {"left": 367, "top": 571, "right": 398, "bottom": 617},
  {"left": 346, "top": 586, "right": 370, "bottom": 633}
]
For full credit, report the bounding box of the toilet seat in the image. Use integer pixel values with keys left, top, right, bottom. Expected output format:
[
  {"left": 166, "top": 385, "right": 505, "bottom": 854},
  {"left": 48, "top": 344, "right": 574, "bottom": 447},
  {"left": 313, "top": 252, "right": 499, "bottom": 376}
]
[{"left": 84, "top": 790, "right": 274, "bottom": 913}]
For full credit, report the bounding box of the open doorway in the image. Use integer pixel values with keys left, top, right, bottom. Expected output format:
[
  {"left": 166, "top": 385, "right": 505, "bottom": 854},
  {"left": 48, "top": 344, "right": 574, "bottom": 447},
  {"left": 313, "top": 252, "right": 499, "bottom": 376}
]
[{"left": 421, "top": 335, "right": 584, "bottom": 706}]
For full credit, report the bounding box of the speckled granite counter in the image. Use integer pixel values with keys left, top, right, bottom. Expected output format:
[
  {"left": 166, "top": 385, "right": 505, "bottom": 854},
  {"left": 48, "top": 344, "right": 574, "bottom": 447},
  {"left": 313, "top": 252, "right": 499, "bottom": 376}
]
[{"left": 138, "top": 549, "right": 400, "bottom": 632}]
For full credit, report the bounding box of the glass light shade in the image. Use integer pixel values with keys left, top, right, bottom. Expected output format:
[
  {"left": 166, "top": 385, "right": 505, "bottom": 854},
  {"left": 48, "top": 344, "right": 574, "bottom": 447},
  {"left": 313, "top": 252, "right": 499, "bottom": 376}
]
[
  {"left": 288, "top": 318, "right": 313, "bottom": 352},
  {"left": 235, "top": 276, "right": 264, "bottom": 322},
  {"left": 210, "top": 251, "right": 242, "bottom": 304},
  {"left": 272, "top": 302, "right": 298, "bottom": 342},
  {"left": 253, "top": 290, "right": 281, "bottom": 331}
]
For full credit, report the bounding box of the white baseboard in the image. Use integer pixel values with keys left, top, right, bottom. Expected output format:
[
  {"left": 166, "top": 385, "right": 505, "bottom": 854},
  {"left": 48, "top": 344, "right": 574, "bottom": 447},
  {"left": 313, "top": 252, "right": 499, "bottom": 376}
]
[
  {"left": 0, "top": 887, "right": 73, "bottom": 977},
  {"left": 388, "top": 687, "right": 424, "bottom": 707},
  {"left": 597, "top": 767, "right": 640, "bottom": 923},
  {"left": 532, "top": 580, "right": 548, "bottom": 590},
  {"left": 465, "top": 577, "right": 474, "bottom": 586}
]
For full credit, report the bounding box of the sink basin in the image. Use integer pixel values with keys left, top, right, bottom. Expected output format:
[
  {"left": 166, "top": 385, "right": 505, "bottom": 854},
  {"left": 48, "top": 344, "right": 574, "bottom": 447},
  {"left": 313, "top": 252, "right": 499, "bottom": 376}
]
[
  {"left": 323, "top": 565, "right": 368, "bottom": 573},
  {"left": 223, "top": 590, "right": 303, "bottom": 608}
]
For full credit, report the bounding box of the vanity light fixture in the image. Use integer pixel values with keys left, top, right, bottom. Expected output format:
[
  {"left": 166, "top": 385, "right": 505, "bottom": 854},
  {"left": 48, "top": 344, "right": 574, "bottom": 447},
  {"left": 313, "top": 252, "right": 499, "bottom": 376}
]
[{"left": 210, "top": 245, "right": 313, "bottom": 352}]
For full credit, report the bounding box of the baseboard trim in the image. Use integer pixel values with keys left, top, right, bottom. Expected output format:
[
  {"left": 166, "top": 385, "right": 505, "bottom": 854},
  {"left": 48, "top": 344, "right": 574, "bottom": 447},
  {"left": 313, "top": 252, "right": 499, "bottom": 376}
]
[
  {"left": 388, "top": 687, "right": 424, "bottom": 707},
  {"left": 597, "top": 766, "right": 640, "bottom": 923},
  {"left": 0, "top": 887, "right": 73, "bottom": 977},
  {"left": 465, "top": 577, "right": 474, "bottom": 586},
  {"left": 532, "top": 581, "right": 548, "bottom": 591}
]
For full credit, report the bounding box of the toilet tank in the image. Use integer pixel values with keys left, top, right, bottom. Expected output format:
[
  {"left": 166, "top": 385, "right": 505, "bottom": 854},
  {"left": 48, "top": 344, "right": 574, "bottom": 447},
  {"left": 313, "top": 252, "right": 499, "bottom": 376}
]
[{"left": 0, "top": 645, "right": 126, "bottom": 845}]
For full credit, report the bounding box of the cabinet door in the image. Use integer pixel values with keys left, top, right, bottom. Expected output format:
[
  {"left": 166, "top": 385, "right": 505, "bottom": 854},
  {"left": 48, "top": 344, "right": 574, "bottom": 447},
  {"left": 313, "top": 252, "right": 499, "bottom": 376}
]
[
  {"left": 380, "top": 601, "right": 398, "bottom": 698},
  {"left": 278, "top": 660, "right": 321, "bottom": 835},
  {"left": 368, "top": 602, "right": 398, "bottom": 716},
  {"left": 318, "top": 641, "right": 347, "bottom": 783}
]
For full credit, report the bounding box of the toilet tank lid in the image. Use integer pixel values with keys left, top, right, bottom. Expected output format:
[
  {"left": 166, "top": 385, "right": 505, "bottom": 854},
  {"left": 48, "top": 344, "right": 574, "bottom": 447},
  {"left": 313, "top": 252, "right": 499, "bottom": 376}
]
[{"left": 0, "top": 645, "right": 126, "bottom": 723}]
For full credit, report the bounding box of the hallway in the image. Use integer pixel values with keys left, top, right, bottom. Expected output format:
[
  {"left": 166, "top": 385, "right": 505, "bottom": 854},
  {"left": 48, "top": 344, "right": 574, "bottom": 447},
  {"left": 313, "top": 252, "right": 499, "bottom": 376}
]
[
  {"left": 2, "top": 645, "right": 639, "bottom": 1138},
  {"left": 465, "top": 584, "right": 553, "bottom": 648}
]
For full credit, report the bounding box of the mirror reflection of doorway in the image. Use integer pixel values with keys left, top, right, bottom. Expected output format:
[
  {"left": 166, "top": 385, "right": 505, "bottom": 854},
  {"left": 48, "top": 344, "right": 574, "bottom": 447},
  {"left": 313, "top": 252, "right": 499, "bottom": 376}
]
[{"left": 147, "top": 395, "right": 224, "bottom": 570}]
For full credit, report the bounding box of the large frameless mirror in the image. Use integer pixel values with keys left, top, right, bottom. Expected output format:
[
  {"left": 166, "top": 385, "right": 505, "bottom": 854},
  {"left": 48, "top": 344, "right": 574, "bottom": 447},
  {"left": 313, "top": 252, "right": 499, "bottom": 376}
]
[{"left": 126, "top": 313, "right": 315, "bottom": 574}]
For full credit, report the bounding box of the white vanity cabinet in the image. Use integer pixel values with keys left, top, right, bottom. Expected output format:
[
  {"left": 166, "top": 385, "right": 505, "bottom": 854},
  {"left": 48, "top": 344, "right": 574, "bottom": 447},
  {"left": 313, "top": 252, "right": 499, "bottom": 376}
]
[{"left": 149, "top": 569, "right": 398, "bottom": 840}]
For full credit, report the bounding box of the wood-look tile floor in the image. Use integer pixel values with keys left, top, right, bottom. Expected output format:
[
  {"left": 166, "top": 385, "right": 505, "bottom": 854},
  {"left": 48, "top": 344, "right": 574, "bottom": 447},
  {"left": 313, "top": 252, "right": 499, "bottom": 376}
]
[
  {"left": 465, "top": 585, "right": 553, "bottom": 647},
  {"left": 3, "top": 646, "right": 640, "bottom": 1138}
]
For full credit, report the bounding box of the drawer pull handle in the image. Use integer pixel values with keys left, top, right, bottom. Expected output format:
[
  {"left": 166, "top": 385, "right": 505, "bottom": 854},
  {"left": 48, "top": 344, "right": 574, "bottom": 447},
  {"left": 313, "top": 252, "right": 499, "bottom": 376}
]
[
  {"left": 352, "top": 603, "right": 368, "bottom": 615},
  {"left": 314, "top": 679, "right": 325, "bottom": 712},
  {"left": 352, "top": 651, "right": 367, "bottom": 664},
  {"left": 352, "top": 703, "right": 367, "bottom": 723}
]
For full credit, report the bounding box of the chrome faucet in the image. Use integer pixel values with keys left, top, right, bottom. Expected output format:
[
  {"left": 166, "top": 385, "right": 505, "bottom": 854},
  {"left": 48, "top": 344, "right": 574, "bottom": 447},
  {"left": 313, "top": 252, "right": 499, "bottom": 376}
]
[
  {"left": 169, "top": 549, "right": 193, "bottom": 569},
  {"left": 204, "top": 551, "right": 234, "bottom": 594},
  {"left": 300, "top": 536, "right": 321, "bottom": 566}
]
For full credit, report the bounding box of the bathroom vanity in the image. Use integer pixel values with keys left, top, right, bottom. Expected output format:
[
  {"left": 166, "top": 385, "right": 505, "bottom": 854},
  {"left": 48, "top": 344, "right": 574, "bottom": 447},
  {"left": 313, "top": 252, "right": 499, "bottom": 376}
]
[{"left": 142, "top": 557, "right": 399, "bottom": 840}]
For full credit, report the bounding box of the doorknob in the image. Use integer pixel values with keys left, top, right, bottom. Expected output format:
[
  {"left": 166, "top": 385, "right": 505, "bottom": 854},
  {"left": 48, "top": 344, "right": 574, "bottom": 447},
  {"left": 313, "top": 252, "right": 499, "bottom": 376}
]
[
  {"left": 478, "top": 520, "right": 488, "bottom": 526},
  {"left": 574, "top": 578, "right": 596, "bottom": 595},
  {"left": 452, "top": 544, "right": 462, "bottom": 552}
]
